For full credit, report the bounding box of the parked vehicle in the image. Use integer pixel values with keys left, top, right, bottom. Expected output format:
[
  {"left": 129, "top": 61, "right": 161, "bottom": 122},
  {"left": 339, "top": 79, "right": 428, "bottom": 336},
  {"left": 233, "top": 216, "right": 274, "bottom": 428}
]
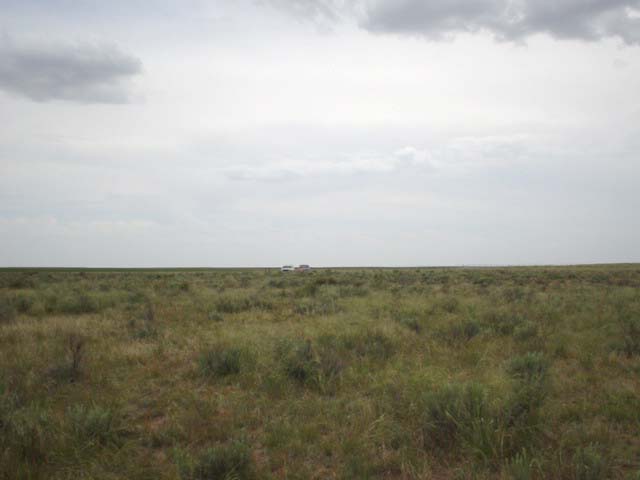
[{"left": 280, "top": 265, "right": 294, "bottom": 272}]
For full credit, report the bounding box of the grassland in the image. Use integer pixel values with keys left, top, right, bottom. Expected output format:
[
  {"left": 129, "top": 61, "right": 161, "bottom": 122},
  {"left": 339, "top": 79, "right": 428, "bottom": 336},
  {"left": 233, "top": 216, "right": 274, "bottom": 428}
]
[{"left": 1, "top": 265, "right": 639, "bottom": 479}]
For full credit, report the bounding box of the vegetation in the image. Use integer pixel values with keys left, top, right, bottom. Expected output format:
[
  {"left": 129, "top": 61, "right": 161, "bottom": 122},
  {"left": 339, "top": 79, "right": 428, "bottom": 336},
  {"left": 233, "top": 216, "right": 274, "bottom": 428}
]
[{"left": 0, "top": 265, "right": 639, "bottom": 478}]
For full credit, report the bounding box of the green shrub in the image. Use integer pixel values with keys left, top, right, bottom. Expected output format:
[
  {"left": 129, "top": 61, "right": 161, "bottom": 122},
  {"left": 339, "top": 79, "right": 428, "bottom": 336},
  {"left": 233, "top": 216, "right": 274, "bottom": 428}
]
[
  {"left": 199, "top": 347, "right": 243, "bottom": 378},
  {"left": 176, "top": 441, "right": 255, "bottom": 480},
  {"left": 67, "top": 404, "right": 122, "bottom": 446}
]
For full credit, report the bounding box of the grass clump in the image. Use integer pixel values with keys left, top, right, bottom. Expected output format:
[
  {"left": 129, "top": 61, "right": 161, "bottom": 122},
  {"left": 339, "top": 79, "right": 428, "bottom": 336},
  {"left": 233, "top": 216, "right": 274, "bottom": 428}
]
[
  {"left": 506, "top": 352, "right": 549, "bottom": 383},
  {"left": 199, "top": 346, "right": 244, "bottom": 378},
  {"left": 67, "top": 404, "right": 123, "bottom": 446},
  {"left": 175, "top": 441, "right": 255, "bottom": 480},
  {"left": 48, "top": 333, "right": 87, "bottom": 383},
  {"left": 573, "top": 444, "right": 609, "bottom": 480},
  {"left": 615, "top": 313, "right": 640, "bottom": 357},
  {"left": 0, "top": 296, "right": 17, "bottom": 324},
  {"left": 421, "top": 382, "right": 492, "bottom": 451},
  {"left": 129, "top": 302, "right": 158, "bottom": 340},
  {"left": 505, "top": 353, "right": 550, "bottom": 429},
  {"left": 276, "top": 338, "right": 343, "bottom": 392},
  {"left": 438, "top": 319, "right": 482, "bottom": 343},
  {"left": 338, "top": 330, "right": 395, "bottom": 360}
]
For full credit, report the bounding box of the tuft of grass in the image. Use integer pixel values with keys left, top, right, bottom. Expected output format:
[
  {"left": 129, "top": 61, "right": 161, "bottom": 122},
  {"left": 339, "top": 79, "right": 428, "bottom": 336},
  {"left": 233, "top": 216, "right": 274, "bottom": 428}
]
[
  {"left": 439, "top": 319, "right": 482, "bottom": 343},
  {"left": 48, "top": 333, "right": 87, "bottom": 383},
  {"left": 0, "top": 296, "right": 17, "bottom": 324},
  {"left": 573, "top": 444, "right": 609, "bottom": 480},
  {"left": 276, "top": 338, "right": 343, "bottom": 392},
  {"left": 67, "top": 404, "right": 123, "bottom": 446},
  {"left": 199, "top": 346, "right": 244, "bottom": 378},
  {"left": 506, "top": 352, "right": 549, "bottom": 384},
  {"left": 421, "top": 382, "right": 492, "bottom": 451},
  {"left": 175, "top": 441, "right": 255, "bottom": 480},
  {"left": 507, "top": 449, "right": 541, "bottom": 480}
]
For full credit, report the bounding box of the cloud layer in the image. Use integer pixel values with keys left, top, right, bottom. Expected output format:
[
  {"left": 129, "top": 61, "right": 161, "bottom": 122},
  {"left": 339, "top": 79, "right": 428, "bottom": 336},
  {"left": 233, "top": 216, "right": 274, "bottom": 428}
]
[
  {"left": 0, "top": 37, "right": 142, "bottom": 103},
  {"left": 268, "top": 0, "right": 640, "bottom": 44}
]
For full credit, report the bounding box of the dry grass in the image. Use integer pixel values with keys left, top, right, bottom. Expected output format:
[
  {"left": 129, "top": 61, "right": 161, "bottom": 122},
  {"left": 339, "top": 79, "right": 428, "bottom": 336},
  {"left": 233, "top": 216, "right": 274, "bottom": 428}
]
[{"left": 1, "top": 266, "right": 639, "bottom": 479}]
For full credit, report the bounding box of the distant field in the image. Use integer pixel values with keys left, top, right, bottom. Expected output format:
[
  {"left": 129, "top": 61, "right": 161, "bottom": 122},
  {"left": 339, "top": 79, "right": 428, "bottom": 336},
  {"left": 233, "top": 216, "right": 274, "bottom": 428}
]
[{"left": 1, "top": 266, "right": 639, "bottom": 479}]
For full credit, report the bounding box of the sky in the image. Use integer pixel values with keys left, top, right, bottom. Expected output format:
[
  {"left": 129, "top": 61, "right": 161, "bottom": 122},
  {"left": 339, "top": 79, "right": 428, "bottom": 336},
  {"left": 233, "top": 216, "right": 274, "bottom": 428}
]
[{"left": 0, "top": 0, "right": 639, "bottom": 267}]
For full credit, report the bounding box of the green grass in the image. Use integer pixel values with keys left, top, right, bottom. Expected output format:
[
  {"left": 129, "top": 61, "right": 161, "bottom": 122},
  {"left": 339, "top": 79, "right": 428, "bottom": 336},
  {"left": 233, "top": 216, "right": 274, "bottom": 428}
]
[{"left": 1, "top": 265, "right": 639, "bottom": 478}]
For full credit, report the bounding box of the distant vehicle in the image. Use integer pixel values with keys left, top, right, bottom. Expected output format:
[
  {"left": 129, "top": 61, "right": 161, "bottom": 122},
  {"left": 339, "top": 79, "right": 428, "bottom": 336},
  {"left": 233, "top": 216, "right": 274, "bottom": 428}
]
[
  {"left": 295, "top": 264, "right": 311, "bottom": 272},
  {"left": 280, "top": 265, "right": 294, "bottom": 272}
]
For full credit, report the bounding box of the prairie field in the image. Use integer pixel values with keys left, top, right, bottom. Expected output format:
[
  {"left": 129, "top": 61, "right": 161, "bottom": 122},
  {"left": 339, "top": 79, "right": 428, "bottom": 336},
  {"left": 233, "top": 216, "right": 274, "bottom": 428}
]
[{"left": 1, "top": 265, "right": 639, "bottom": 479}]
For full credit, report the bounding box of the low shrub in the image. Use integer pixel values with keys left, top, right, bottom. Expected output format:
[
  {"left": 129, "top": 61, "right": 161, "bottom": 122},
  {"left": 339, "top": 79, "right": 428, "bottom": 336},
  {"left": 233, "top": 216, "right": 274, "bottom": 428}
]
[{"left": 176, "top": 441, "right": 255, "bottom": 480}]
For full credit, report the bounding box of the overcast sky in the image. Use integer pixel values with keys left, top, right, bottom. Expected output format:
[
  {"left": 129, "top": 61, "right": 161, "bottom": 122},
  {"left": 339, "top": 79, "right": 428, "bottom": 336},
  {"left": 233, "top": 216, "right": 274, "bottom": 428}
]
[{"left": 1, "top": 0, "right": 639, "bottom": 267}]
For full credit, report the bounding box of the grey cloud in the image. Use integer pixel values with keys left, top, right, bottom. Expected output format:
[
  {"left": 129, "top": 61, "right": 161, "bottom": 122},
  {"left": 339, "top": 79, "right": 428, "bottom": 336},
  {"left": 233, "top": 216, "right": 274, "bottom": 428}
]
[
  {"left": 0, "top": 37, "right": 142, "bottom": 103},
  {"left": 268, "top": 0, "right": 640, "bottom": 44}
]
